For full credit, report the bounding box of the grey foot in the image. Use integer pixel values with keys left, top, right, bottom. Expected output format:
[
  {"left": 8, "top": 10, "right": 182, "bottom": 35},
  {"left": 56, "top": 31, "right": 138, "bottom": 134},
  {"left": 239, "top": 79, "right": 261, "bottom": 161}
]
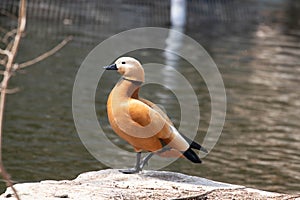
[{"left": 119, "top": 168, "right": 141, "bottom": 174}]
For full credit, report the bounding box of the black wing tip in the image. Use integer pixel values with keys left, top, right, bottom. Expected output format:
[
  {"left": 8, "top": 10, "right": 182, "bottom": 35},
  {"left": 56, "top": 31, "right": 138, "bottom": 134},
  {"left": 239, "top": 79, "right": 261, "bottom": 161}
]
[
  {"left": 189, "top": 141, "right": 208, "bottom": 154},
  {"left": 179, "top": 133, "right": 208, "bottom": 153},
  {"left": 182, "top": 148, "right": 202, "bottom": 164},
  {"left": 200, "top": 146, "right": 208, "bottom": 153}
]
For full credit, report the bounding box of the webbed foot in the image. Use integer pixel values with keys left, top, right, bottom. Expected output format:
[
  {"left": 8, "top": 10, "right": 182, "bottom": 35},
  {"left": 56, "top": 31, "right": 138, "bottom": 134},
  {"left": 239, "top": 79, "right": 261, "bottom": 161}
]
[{"left": 119, "top": 167, "right": 141, "bottom": 174}]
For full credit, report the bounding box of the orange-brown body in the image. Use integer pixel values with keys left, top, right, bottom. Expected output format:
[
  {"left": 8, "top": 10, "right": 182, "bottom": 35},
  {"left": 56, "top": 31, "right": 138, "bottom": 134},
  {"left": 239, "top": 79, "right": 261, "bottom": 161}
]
[{"left": 107, "top": 78, "right": 184, "bottom": 157}]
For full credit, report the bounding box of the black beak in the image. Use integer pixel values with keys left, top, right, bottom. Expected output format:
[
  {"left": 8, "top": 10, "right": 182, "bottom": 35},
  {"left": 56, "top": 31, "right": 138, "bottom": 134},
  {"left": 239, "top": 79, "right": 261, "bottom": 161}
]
[{"left": 103, "top": 63, "right": 118, "bottom": 70}]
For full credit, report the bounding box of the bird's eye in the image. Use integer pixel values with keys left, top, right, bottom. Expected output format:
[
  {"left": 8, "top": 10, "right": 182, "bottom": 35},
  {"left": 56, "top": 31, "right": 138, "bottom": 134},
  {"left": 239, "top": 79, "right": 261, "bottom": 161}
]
[{"left": 122, "top": 61, "right": 126, "bottom": 64}]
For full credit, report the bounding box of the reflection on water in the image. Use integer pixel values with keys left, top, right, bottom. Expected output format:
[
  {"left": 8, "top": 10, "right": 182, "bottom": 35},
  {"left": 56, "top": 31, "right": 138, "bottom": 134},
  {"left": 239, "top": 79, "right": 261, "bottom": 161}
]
[{"left": 1, "top": 0, "right": 300, "bottom": 194}]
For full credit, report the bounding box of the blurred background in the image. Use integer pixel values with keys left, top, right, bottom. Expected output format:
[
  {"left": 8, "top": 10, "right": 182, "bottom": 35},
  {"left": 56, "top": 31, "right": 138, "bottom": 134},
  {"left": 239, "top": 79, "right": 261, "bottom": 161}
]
[{"left": 0, "top": 0, "right": 299, "bottom": 194}]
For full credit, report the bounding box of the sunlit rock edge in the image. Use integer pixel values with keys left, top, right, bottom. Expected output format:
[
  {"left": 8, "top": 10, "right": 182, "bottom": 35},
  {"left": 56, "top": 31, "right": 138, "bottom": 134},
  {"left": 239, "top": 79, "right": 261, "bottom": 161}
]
[{"left": 0, "top": 169, "right": 299, "bottom": 200}]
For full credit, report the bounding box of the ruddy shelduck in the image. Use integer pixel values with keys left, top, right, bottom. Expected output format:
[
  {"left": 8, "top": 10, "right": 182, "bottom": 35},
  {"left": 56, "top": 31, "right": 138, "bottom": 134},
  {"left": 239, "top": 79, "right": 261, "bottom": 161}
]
[{"left": 104, "top": 57, "right": 207, "bottom": 174}]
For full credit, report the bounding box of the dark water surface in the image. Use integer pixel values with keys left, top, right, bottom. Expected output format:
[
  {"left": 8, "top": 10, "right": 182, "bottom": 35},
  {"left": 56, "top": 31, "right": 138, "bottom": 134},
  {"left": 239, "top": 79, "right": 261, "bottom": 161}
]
[{"left": 1, "top": 0, "right": 299, "bottom": 194}]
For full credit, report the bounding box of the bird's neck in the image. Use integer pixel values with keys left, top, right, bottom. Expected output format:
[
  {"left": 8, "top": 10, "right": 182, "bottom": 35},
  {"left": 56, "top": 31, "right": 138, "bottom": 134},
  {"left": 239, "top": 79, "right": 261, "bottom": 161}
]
[{"left": 113, "top": 78, "right": 141, "bottom": 99}]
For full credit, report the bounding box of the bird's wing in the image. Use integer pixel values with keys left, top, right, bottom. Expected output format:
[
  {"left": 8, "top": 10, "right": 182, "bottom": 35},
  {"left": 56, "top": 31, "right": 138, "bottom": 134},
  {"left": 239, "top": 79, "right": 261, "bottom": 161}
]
[
  {"left": 128, "top": 99, "right": 190, "bottom": 152},
  {"left": 128, "top": 99, "right": 166, "bottom": 129},
  {"left": 138, "top": 98, "right": 173, "bottom": 125},
  {"left": 133, "top": 98, "right": 208, "bottom": 153}
]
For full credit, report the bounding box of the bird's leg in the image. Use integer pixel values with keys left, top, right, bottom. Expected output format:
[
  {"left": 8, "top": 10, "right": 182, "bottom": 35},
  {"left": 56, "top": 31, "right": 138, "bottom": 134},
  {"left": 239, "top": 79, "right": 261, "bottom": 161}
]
[
  {"left": 119, "top": 152, "right": 142, "bottom": 174},
  {"left": 139, "top": 146, "right": 172, "bottom": 170},
  {"left": 119, "top": 147, "right": 173, "bottom": 174},
  {"left": 139, "top": 152, "right": 154, "bottom": 169}
]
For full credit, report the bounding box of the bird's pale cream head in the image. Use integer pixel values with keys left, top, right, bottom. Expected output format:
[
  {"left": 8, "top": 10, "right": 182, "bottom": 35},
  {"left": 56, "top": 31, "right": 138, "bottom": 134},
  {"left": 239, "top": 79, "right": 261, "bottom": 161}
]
[
  {"left": 115, "top": 57, "right": 144, "bottom": 83},
  {"left": 104, "top": 57, "right": 145, "bottom": 83}
]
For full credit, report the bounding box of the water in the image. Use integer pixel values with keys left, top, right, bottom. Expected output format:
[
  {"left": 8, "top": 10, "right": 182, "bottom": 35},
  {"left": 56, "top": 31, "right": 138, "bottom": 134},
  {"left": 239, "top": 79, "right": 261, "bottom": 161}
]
[{"left": 1, "top": 0, "right": 300, "bottom": 194}]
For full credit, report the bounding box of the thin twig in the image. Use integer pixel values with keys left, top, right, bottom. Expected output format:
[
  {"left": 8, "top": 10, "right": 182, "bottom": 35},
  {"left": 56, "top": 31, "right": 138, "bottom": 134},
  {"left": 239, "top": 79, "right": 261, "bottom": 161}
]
[
  {"left": 2, "top": 29, "right": 17, "bottom": 45},
  {"left": 0, "top": 52, "right": 8, "bottom": 67},
  {"left": 17, "top": 35, "right": 73, "bottom": 69},
  {"left": 0, "top": 87, "right": 20, "bottom": 94},
  {"left": 0, "top": 0, "right": 27, "bottom": 200},
  {"left": 0, "top": 48, "right": 12, "bottom": 57},
  {"left": 5, "top": 39, "right": 15, "bottom": 54},
  {"left": 0, "top": 2, "right": 72, "bottom": 199}
]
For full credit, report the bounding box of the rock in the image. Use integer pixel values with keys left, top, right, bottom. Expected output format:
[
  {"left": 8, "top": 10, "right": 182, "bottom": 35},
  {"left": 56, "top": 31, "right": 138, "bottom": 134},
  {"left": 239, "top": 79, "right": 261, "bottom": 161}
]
[{"left": 0, "top": 169, "right": 298, "bottom": 200}]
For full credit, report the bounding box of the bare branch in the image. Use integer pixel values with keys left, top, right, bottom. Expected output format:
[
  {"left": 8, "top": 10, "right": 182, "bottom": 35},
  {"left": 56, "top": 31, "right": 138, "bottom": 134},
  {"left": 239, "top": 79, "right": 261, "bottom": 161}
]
[
  {"left": 2, "top": 29, "right": 17, "bottom": 45},
  {"left": 17, "top": 35, "right": 73, "bottom": 69},
  {"left": 0, "top": 87, "right": 20, "bottom": 94},
  {"left": 0, "top": 51, "right": 8, "bottom": 67},
  {"left": 5, "top": 40, "right": 15, "bottom": 53},
  {"left": 0, "top": 1, "right": 27, "bottom": 200},
  {"left": 0, "top": 49, "right": 12, "bottom": 58},
  {"left": 0, "top": 1, "right": 71, "bottom": 199}
]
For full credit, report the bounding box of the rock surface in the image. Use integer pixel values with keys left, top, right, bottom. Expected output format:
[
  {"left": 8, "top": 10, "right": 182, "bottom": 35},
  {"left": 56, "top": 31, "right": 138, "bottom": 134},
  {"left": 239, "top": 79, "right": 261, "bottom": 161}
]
[{"left": 0, "top": 169, "right": 299, "bottom": 200}]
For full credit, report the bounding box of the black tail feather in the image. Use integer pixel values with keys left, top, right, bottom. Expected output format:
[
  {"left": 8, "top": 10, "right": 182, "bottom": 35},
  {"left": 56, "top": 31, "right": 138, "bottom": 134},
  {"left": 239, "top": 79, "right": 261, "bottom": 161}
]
[
  {"left": 182, "top": 148, "right": 202, "bottom": 163},
  {"left": 180, "top": 134, "right": 208, "bottom": 153}
]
